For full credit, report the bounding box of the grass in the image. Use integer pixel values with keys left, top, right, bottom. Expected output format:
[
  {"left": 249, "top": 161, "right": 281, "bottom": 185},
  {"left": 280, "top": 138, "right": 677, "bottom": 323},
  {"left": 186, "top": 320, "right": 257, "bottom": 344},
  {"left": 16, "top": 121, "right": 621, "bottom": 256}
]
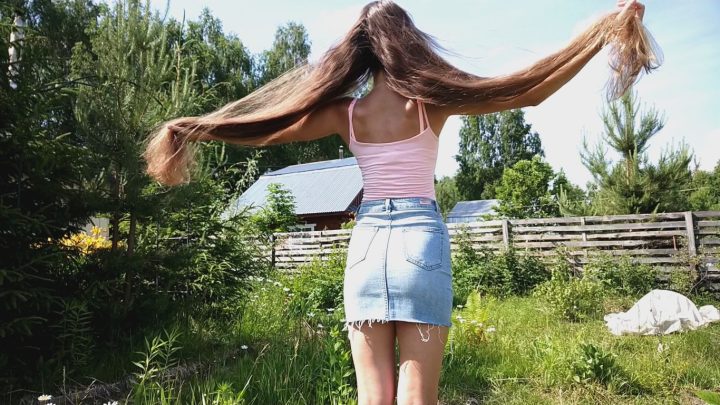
[
  {"left": 44, "top": 272, "right": 720, "bottom": 404},
  {"left": 441, "top": 295, "right": 720, "bottom": 404}
]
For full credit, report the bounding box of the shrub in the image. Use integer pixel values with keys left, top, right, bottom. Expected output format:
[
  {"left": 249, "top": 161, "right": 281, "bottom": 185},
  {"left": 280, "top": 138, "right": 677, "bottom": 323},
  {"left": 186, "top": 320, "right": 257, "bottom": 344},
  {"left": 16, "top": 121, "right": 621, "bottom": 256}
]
[
  {"left": 286, "top": 248, "right": 347, "bottom": 314},
  {"left": 584, "top": 253, "right": 657, "bottom": 297},
  {"left": 534, "top": 276, "right": 604, "bottom": 322},
  {"left": 509, "top": 250, "right": 551, "bottom": 295},
  {"left": 451, "top": 225, "right": 550, "bottom": 304}
]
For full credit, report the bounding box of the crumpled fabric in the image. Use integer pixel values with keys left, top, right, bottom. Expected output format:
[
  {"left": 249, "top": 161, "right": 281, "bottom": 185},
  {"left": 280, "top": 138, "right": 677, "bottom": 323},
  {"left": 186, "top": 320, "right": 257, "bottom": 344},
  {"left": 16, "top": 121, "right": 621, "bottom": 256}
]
[{"left": 604, "top": 289, "right": 720, "bottom": 336}]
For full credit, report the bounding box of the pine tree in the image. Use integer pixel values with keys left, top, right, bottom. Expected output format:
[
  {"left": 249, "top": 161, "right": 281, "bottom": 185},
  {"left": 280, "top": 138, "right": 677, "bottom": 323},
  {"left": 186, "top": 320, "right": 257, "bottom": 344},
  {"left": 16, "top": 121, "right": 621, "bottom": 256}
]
[
  {"left": 71, "top": 0, "right": 201, "bottom": 306},
  {"left": 571, "top": 90, "right": 692, "bottom": 215}
]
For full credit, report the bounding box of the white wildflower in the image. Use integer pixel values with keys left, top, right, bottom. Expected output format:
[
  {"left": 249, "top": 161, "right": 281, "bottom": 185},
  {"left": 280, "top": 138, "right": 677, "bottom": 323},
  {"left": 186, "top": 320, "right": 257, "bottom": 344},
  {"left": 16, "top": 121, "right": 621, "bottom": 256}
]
[
  {"left": 318, "top": 323, "right": 324, "bottom": 329},
  {"left": 487, "top": 326, "right": 496, "bottom": 333},
  {"left": 456, "top": 304, "right": 464, "bottom": 308},
  {"left": 283, "top": 287, "right": 290, "bottom": 292},
  {"left": 307, "top": 312, "right": 315, "bottom": 318},
  {"left": 326, "top": 308, "right": 335, "bottom": 312},
  {"left": 241, "top": 345, "right": 248, "bottom": 350},
  {"left": 38, "top": 395, "right": 53, "bottom": 401}
]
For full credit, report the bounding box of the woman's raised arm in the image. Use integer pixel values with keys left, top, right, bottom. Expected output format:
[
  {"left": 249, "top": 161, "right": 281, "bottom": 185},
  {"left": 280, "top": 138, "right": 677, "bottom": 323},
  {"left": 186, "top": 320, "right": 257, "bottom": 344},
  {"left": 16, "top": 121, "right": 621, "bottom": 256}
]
[{"left": 436, "top": 0, "right": 647, "bottom": 118}]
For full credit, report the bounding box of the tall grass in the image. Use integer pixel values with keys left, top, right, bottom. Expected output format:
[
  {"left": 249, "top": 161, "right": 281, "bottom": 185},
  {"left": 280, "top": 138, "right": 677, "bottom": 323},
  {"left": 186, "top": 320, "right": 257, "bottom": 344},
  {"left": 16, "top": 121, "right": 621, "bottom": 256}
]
[
  {"left": 118, "top": 273, "right": 720, "bottom": 405},
  {"left": 36, "top": 253, "right": 720, "bottom": 404}
]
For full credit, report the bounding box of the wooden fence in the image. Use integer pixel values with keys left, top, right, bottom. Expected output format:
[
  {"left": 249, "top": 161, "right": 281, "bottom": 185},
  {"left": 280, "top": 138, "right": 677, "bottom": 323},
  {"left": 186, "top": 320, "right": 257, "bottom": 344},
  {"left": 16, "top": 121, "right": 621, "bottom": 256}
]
[{"left": 269, "top": 211, "right": 720, "bottom": 284}]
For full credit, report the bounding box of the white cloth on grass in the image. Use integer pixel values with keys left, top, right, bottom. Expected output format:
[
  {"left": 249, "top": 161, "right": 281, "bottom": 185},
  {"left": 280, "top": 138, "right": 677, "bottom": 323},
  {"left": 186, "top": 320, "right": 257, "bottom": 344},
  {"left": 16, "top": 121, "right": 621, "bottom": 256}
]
[{"left": 604, "top": 289, "right": 720, "bottom": 336}]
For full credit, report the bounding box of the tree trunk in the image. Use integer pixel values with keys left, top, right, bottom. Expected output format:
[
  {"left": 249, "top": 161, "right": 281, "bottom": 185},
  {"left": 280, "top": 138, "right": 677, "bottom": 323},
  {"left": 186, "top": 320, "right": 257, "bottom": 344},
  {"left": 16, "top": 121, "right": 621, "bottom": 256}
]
[
  {"left": 110, "top": 169, "right": 121, "bottom": 251},
  {"left": 124, "top": 211, "right": 137, "bottom": 311}
]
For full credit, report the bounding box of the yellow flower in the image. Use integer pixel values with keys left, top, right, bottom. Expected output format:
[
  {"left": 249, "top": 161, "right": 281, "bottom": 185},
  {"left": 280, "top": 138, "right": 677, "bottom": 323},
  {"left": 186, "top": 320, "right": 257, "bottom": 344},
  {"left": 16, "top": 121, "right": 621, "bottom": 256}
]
[{"left": 58, "top": 227, "right": 113, "bottom": 255}]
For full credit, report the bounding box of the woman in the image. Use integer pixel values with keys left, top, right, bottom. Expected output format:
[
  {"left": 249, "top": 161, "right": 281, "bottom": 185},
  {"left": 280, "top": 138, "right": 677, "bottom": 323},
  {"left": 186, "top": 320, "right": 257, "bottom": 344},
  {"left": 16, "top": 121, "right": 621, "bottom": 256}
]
[{"left": 144, "top": 1, "right": 658, "bottom": 403}]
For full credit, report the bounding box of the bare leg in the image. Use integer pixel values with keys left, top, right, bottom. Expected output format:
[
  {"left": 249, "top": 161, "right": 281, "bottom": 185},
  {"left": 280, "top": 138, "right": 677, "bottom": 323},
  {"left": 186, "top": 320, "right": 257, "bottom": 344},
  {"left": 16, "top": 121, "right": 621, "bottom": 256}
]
[
  {"left": 347, "top": 320, "right": 397, "bottom": 405},
  {"left": 395, "top": 321, "right": 449, "bottom": 405}
]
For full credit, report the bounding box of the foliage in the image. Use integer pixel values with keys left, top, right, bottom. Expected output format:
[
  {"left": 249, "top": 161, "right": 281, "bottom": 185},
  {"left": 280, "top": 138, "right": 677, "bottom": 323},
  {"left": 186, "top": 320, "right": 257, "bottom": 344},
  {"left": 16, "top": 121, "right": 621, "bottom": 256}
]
[
  {"left": 1, "top": 1, "right": 279, "bottom": 390},
  {"left": 667, "top": 266, "right": 698, "bottom": 296},
  {"left": 455, "top": 109, "right": 543, "bottom": 201},
  {"left": 0, "top": 0, "right": 102, "bottom": 389},
  {"left": 566, "top": 90, "right": 693, "bottom": 215},
  {"left": 250, "top": 182, "right": 297, "bottom": 240},
  {"left": 286, "top": 249, "right": 347, "bottom": 315},
  {"left": 553, "top": 171, "right": 589, "bottom": 216},
  {"left": 340, "top": 218, "right": 356, "bottom": 229},
  {"left": 451, "top": 291, "right": 497, "bottom": 347},
  {"left": 571, "top": 343, "right": 619, "bottom": 386},
  {"left": 451, "top": 226, "right": 550, "bottom": 304},
  {"left": 495, "top": 156, "right": 558, "bottom": 218},
  {"left": 583, "top": 253, "right": 658, "bottom": 297},
  {"left": 435, "top": 175, "right": 462, "bottom": 219},
  {"left": 696, "top": 390, "right": 720, "bottom": 405},
  {"left": 256, "top": 22, "right": 349, "bottom": 169},
  {"left": 131, "top": 327, "right": 182, "bottom": 402},
  {"left": 534, "top": 254, "right": 606, "bottom": 322},
  {"left": 320, "top": 322, "right": 356, "bottom": 403},
  {"left": 50, "top": 299, "right": 94, "bottom": 375},
  {"left": 689, "top": 162, "right": 720, "bottom": 211}
]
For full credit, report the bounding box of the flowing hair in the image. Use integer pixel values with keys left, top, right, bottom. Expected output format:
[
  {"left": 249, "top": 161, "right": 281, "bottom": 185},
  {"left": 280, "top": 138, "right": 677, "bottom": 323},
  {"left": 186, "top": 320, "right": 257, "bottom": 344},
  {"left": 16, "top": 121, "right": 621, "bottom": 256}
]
[{"left": 144, "top": 0, "right": 662, "bottom": 186}]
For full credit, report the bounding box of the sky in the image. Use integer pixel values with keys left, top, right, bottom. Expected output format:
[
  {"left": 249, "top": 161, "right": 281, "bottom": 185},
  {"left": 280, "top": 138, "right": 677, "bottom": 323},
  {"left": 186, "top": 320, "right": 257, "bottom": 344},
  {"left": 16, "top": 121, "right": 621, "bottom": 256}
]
[{"left": 149, "top": 0, "right": 720, "bottom": 188}]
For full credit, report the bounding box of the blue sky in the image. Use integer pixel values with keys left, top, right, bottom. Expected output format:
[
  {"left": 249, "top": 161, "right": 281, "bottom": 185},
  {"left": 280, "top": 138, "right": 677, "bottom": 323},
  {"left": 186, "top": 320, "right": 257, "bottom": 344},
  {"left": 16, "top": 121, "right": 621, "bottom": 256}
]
[{"left": 149, "top": 0, "right": 720, "bottom": 188}]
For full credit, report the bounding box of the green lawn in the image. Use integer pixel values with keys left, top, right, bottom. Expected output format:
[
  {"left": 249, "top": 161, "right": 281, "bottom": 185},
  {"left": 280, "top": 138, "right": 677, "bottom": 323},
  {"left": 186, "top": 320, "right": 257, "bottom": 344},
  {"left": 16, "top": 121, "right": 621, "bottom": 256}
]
[{"left": 124, "top": 275, "right": 720, "bottom": 404}]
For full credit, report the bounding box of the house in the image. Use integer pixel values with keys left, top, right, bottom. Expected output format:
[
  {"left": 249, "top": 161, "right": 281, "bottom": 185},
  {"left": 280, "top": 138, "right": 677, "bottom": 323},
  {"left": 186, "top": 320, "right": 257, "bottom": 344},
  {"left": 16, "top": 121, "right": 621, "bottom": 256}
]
[
  {"left": 446, "top": 199, "right": 500, "bottom": 223},
  {"left": 222, "top": 157, "right": 363, "bottom": 231}
]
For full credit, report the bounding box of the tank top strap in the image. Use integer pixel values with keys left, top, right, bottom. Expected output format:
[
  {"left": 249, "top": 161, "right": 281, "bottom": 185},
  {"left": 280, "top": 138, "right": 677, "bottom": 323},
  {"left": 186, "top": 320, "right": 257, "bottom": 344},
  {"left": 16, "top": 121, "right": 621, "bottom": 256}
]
[
  {"left": 348, "top": 97, "right": 358, "bottom": 142},
  {"left": 417, "top": 100, "right": 429, "bottom": 132}
]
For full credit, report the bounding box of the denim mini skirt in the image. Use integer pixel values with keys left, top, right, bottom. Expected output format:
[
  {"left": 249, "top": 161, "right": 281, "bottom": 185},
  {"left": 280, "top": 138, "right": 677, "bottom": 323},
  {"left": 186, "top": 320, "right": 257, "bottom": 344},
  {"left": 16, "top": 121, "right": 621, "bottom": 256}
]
[{"left": 342, "top": 197, "right": 453, "bottom": 336}]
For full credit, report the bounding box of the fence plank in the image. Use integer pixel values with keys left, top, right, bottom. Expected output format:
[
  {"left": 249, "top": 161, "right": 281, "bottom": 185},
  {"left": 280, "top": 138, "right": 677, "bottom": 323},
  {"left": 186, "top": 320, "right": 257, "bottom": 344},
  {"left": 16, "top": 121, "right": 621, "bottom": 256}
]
[{"left": 513, "top": 221, "right": 687, "bottom": 234}]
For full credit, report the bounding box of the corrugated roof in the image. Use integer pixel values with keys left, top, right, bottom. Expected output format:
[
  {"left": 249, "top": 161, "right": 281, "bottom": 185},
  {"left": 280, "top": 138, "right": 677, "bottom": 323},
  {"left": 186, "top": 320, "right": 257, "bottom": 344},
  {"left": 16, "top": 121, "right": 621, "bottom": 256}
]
[
  {"left": 222, "top": 157, "right": 363, "bottom": 219},
  {"left": 447, "top": 199, "right": 500, "bottom": 223},
  {"left": 267, "top": 157, "right": 359, "bottom": 176}
]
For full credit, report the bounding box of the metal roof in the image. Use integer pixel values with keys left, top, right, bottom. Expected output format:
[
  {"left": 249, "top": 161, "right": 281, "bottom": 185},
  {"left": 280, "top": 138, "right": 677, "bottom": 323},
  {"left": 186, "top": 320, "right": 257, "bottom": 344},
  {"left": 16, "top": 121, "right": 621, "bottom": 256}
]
[
  {"left": 222, "top": 157, "right": 363, "bottom": 219},
  {"left": 447, "top": 199, "right": 500, "bottom": 223}
]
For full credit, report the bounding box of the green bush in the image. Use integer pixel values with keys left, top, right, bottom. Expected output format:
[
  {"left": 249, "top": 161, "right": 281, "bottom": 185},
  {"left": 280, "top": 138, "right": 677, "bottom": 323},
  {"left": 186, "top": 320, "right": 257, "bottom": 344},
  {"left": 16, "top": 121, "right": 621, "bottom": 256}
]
[
  {"left": 509, "top": 250, "right": 551, "bottom": 295},
  {"left": 451, "top": 226, "right": 550, "bottom": 304},
  {"left": 534, "top": 276, "right": 605, "bottom": 322},
  {"left": 584, "top": 253, "right": 657, "bottom": 297},
  {"left": 285, "top": 248, "right": 347, "bottom": 314}
]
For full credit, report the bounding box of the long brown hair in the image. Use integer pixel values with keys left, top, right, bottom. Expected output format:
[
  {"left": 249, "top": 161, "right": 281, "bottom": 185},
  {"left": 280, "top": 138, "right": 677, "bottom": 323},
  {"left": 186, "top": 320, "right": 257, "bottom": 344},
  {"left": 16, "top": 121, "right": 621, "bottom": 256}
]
[{"left": 144, "top": 1, "right": 661, "bottom": 186}]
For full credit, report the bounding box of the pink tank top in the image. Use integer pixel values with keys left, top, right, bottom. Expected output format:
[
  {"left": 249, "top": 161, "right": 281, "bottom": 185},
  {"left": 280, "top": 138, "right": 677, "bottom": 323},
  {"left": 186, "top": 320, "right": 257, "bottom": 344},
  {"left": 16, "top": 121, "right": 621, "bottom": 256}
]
[{"left": 347, "top": 98, "right": 439, "bottom": 203}]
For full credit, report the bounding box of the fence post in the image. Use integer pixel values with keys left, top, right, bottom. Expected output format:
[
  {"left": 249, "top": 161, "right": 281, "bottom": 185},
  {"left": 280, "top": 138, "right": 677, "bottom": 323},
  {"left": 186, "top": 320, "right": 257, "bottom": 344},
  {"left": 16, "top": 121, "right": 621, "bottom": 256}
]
[
  {"left": 684, "top": 211, "right": 697, "bottom": 269},
  {"left": 580, "top": 217, "right": 588, "bottom": 262},
  {"left": 271, "top": 234, "right": 276, "bottom": 268},
  {"left": 501, "top": 219, "right": 511, "bottom": 249}
]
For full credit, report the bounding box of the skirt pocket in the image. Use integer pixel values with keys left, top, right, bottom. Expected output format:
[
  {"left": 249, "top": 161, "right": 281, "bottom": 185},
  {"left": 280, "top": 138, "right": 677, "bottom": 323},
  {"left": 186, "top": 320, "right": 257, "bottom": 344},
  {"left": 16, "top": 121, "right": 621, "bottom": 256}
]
[
  {"left": 346, "top": 226, "right": 378, "bottom": 270},
  {"left": 402, "top": 226, "right": 444, "bottom": 271}
]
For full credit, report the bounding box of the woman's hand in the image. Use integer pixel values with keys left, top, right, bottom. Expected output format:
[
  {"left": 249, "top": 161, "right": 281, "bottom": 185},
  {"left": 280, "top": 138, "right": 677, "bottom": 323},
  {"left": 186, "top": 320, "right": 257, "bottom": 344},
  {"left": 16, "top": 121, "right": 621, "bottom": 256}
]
[{"left": 616, "top": 0, "right": 645, "bottom": 21}]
